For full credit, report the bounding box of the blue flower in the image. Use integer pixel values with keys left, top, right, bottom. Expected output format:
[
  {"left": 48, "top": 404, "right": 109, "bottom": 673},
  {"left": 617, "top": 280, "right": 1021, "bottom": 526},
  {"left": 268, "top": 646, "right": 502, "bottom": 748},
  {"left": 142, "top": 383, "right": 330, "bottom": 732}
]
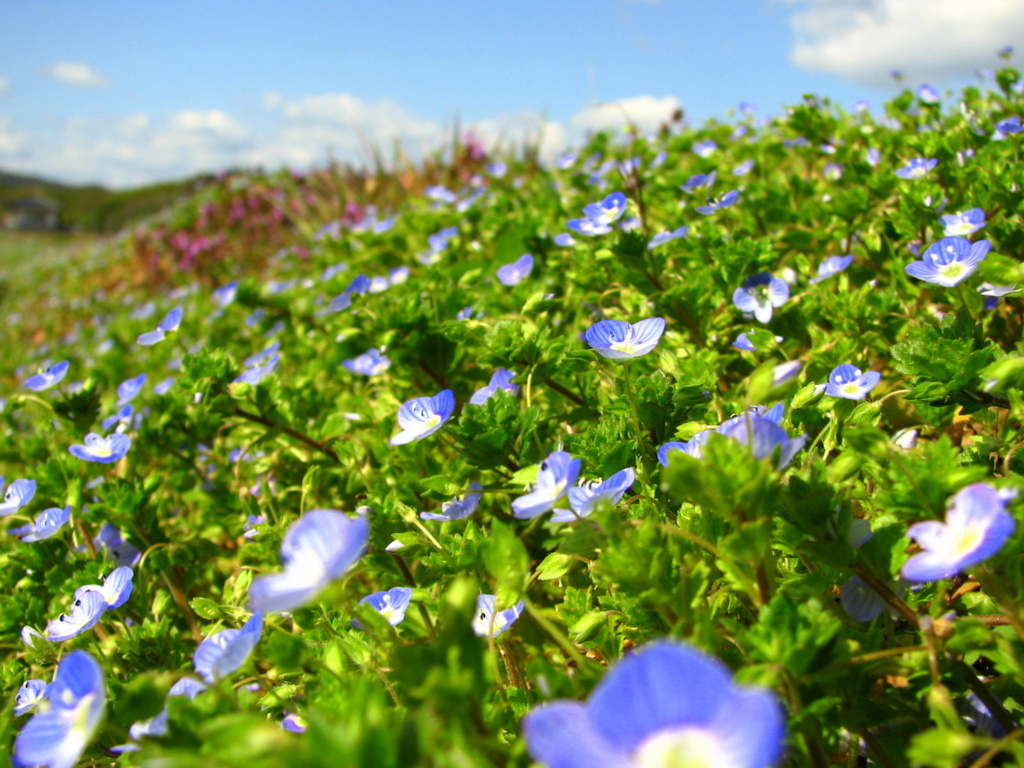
[
  {"left": 567, "top": 192, "right": 628, "bottom": 236},
  {"left": 567, "top": 217, "right": 613, "bottom": 236},
  {"left": 346, "top": 274, "right": 372, "bottom": 296},
  {"left": 69, "top": 433, "right": 131, "bottom": 464},
  {"left": 695, "top": 190, "right": 740, "bottom": 215},
  {"left": 585, "top": 318, "right": 666, "bottom": 359},
  {"left": 114, "top": 677, "right": 207, "bottom": 752},
  {"left": 357, "top": 587, "right": 413, "bottom": 626},
  {"left": 823, "top": 162, "right": 844, "bottom": 180},
  {"left": 553, "top": 233, "right": 577, "bottom": 247},
  {"left": 840, "top": 576, "right": 907, "bottom": 622},
  {"left": 657, "top": 431, "right": 712, "bottom": 465},
  {"left": 715, "top": 410, "right": 806, "bottom": 469},
  {"left": 522, "top": 640, "right": 785, "bottom": 768},
  {"left": 212, "top": 281, "right": 238, "bottom": 307},
  {"left": 901, "top": 483, "right": 1015, "bottom": 582},
  {"left": 421, "top": 482, "right": 484, "bottom": 522},
  {"left": 14, "top": 650, "right": 105, "bottom": 768},
  {"left": 10, "top": 505, "right": 71, "bottom": 542},
  {"left": 772, "top": 360, "right": 802, "bottom": 388},
  {"left": 425, "top": 185, "right": 457, "bottom": 203},
  {"left": 154, "top": 377, "right": 175, "bottom": 395},
  {"left": 243, "top": 514, "right": 267, "bottom": 540},
  {"left": 582, "top": 192, "right": 629, "bottom": 226},
  {"left": 497, "top": 254, "right": 534, "bottom": 286},
  {"left": 824, "top": 364, "right": 881, "bottom": 400},
  {"left": 422, "top": 227, "right": 458, "bottom": 263},
  {"left": 117, "top": 374, "right": 147, "bottom": 404},
  {"left": 554, "top": 468, "right": 635, "bottom": 522},
  {"left": 325, "top": 290, "right": 353, "bottom": 314},
  {"left": 512, "top": 450, "right": 581, "bottom": 519},
  {"left": 809, "top": 255, "right": 854, "bottom": 284},
  {"left": 343, "top": 348, "right": 391, "bottom": 376},
  {"left": 916, "top": 83, "right": 940, "bottom": 103},
  {"left": 865, "top": 147, "right": 881, "bottom": 166},
  {"left": 24, "top": 360, "right": 69, "bottom": 391},
  {"left": 647, "top": 227, "right": 688, "bottom": 249},
  {"left": 235, "top": 353, "right": 279, "bottom": 385},
  {"left": 390, "top": 390, "right": 455, "bottom": 445},
  {"left": 137, "top": 305, "right": 183, "bottom": 346},
  {"left": 14, "top": 679, "right": 48, "bottom": 717},
  {"left": 45, "top": 590, "right": 108, "bottom": 642},
  {"left": 733, "top": 159, "right": 755, "bottom": 176},
  {"left": 680, "top": 171, "right": 716, "bottom": 194},
  {"left": 692, "top": 139, "right": 718, "bottom": 157},
  {"left": 733, "top": 332, "right": 757, "bottom": 351},
  {"left": 94, "top": 523, "right": 141, "bottom": 567},
  {"left": 749, "top": 403, "right": 786, "bottom": 423},
  {"left": 732, "top": 273, "right": 790, "bottom": 323},
  {"left": 995, "top": 115, "right": 1023, "bottom": 135},
  {"left": 243, "top": 341, "right": 280, "bottom": 368},
  {"left": 894, "top": 157, "right": 937, "bottom": 179},
  {"left": 905, "top": 236, "right": 991, "bottom": 287},
  {"left": 101, "top": 404, "right": 134, "bottom": 432},
  {"left": 940, "top": 208, "right": 986, "bottom": 237},
  {"left": 193, "top": 612, "right": 263, "bottom": 683},
  {"left": 470, "top": 369, "right": 519, "bottom": 405},
  {"left": 980, "top": 282, "right": 1018, "bottom": 311},
  {"left": 80, "top": 566, "right": 135, "bottom": 611},
  {"left": 0, "top": 477, "right": 37, "bottom": 516},
  {"left": 472, "top": 594, "right": 524, "bottom": 637},
  {"left": 248, "top": 509, "right": 369, "bottom": 613}
]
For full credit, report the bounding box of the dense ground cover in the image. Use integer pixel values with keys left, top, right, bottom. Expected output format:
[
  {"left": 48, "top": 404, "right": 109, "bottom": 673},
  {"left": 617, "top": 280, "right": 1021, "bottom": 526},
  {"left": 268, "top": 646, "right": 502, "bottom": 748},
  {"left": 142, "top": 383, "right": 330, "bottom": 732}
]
[{"left": 2, "top": 64, "right": 1024, "bottom": 768}]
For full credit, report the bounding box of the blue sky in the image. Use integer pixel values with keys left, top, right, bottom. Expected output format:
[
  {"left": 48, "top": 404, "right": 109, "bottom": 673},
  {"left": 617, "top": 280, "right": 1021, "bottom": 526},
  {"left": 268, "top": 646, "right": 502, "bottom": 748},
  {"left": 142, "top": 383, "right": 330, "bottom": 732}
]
[{"left": 1, "top": 0, "right": 1020, "bottom": 187}]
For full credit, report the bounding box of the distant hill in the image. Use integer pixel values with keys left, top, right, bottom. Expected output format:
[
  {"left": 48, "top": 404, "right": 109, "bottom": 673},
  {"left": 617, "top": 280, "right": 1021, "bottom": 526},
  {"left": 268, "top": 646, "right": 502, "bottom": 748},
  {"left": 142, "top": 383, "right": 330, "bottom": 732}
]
[
  {"left": 0, "top": 169, "right": 72, "bottom": 188},
  {"left": 0, "top": 168, "right": 206, "bottom": 233}
]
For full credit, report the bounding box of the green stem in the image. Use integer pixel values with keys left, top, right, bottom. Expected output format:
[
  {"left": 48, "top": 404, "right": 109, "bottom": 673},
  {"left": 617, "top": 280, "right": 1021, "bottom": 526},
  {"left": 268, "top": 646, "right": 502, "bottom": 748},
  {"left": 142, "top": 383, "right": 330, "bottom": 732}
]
[
  {"left": 851, "top": 562, "right": 920, "bottom": 628},
  {"left": 542, "top": 375, "right": 584, "bottom": 406},
  {"left": 232, "top": 406, "right": 340, "bottom": 463},
  {"left": 978, "top": 567, "right": 1024, "bottom": 643},
  {"left": 621, "top": 363, "right": 654, "bottom": 491},
  {"left": 522, "top": 598, "right": 590, "bottom": 673},
  {"left": 956, "top": 283, "right": 977, "bottom": 323},
  {"left": 392, "top": 553, "right": 436, "bottom": 641}
]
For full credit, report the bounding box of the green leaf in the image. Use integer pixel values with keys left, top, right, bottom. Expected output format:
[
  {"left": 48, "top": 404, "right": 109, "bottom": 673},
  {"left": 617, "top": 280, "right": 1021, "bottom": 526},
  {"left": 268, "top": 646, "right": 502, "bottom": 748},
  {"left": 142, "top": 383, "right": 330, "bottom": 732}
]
[
  {"left": 482, "top": 520, "right": 530, "bottom": 605},
  {"left": 535, "top": 552, "right": 575, "bottom": 581},
  {"left": 265, "top": 632, "right": 307, "bottom": 673},
  {"left": 190, "top": 597, "right": 226, "bottom": 621}
]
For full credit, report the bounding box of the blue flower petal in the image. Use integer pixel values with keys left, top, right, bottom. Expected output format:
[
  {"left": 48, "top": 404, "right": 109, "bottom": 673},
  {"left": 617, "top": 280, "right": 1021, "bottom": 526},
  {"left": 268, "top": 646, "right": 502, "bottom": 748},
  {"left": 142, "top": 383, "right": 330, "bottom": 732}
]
[
  {"left": 523, "top": 701, "right": 628, "bottom": 768},
  {"left": 588, "top": 642, "right": 734, "bottom": 752}
]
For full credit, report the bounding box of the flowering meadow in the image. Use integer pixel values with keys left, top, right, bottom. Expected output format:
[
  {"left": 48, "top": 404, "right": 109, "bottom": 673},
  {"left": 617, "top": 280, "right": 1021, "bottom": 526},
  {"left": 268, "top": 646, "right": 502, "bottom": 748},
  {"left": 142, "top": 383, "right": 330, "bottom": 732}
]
[{"left": 3, "top": 64, "right": 1024, "bottom": 768}]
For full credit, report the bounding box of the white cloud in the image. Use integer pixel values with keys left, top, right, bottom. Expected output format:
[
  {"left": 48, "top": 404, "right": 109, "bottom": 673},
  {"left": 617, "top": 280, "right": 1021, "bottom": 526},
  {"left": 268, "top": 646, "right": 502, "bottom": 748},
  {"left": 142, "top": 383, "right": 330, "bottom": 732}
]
[
  {"left": 0, "top": 117, "right": 25, "bottom": 154},
  {"left": 785, "top": 0, "right": 1024, "bottom": 86},
  {"left": 0, "top": 75, "right": 9, "bottom": 95},
  {"left": 570, "top": 95, "right": 682, "bottom": 134},
  {"left": 0, "top": 91, "right": 687, "bottom": 187},
  {"left": 464, "top": 111, "right": 567, "bottom": 160},
  {"left": 246, "top": 92, "right": 446, "bottom": 171},
  {"left": 0, "top": 109, "right": 258, "bottom": 187},
  {"left": 48, "top": 62, "right": 108, "bottom": 88}
]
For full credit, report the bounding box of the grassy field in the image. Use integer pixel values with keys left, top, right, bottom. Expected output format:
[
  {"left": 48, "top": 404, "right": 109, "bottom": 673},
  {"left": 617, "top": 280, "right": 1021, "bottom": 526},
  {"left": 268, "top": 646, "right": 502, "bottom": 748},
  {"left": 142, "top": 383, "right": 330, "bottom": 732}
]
[{"left": 0, "top": 230, "right": 99, "bottom": 308}]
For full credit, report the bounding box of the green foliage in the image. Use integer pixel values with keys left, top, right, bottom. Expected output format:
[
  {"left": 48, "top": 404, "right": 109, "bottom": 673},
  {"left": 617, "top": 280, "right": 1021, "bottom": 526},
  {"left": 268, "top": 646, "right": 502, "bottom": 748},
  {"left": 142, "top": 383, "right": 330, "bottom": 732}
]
[{"left": 3, "top": 69, "right": 1024, "bottom": 768}]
